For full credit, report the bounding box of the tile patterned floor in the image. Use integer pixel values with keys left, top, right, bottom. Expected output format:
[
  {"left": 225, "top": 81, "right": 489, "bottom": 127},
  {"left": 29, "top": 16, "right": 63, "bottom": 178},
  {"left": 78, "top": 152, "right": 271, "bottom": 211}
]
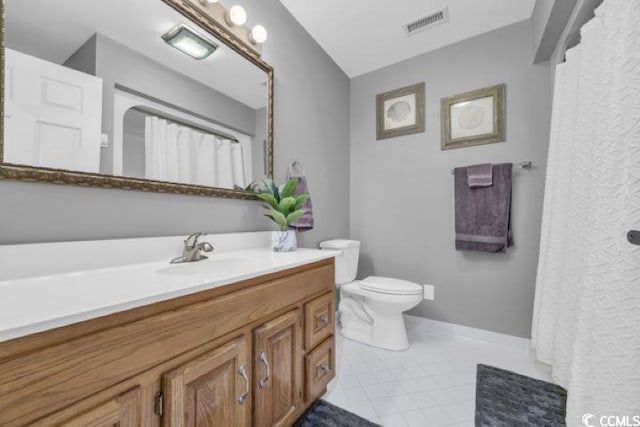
[{"left": 323, "top": 327, "right": 552, "bottom": 427}]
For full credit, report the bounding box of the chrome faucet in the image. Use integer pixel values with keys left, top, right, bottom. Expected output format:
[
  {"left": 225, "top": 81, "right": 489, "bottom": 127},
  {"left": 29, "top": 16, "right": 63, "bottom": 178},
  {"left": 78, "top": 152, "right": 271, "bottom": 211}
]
[{"left": 170, "top": 232, "right": 214, "bottom": 264}]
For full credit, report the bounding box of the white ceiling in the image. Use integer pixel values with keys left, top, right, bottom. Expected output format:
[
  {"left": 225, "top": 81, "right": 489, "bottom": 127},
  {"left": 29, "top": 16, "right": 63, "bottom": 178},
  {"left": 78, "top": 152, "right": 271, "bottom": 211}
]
[
  {"left": 279, "top": 0, "right": 536, "bottom": 77},
  {"left": 6, "top": 0, "right": 268, "bottom": 109}
]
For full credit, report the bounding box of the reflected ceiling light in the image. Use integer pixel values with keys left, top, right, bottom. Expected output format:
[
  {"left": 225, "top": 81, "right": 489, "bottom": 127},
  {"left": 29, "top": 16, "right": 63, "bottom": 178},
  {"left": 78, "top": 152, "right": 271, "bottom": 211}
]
[
  {"left": 162, "top": 24, "right": 218, "bottom": 60},
  {"left": 226, "top": 5, "right": 247, "bottom": 26},
  {"left": 250, "top": 25, "right": 268, "bottom": 44}
]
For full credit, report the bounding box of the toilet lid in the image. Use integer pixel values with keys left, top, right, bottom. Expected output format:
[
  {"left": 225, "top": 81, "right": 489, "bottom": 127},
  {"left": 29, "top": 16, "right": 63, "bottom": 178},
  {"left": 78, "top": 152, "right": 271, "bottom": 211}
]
[{"left": 359, "top": 276, "right": 423, "bottom": 295}]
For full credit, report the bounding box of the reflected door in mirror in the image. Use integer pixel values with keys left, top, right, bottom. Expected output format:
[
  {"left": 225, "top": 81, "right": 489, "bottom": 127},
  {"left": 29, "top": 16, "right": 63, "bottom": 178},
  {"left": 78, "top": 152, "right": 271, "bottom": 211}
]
[{"left": 4, "top": 49, "right": 103, "bottom": 173}]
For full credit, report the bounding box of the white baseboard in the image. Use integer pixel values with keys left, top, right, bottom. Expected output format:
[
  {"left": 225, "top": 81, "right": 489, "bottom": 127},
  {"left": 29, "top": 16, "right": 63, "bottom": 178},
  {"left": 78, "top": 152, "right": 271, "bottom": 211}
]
[{"left": 404, "top": 314, "right": 531, "bottom": 352}]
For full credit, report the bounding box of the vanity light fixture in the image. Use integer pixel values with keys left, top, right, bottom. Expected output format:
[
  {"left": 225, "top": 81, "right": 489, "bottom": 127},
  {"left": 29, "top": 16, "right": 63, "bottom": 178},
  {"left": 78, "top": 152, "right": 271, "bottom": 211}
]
[
  {"left": 162, "top": 24, "right": 218, "bottom": 60},
  {"left": 226, "top": 5, "right": 247, "bottom": 26},
  {"left": 250, "top": 24, "right": 268, "bottom": 44}
]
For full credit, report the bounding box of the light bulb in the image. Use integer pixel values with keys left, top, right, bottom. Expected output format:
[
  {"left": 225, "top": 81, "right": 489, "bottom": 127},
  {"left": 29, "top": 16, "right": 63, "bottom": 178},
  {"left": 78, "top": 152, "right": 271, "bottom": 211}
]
[
  {"left": 250, "top": 25, "right": 268, "bottom": 44},
  {"left": 227, "top": 5, "right": 247, "bottom": 26}
]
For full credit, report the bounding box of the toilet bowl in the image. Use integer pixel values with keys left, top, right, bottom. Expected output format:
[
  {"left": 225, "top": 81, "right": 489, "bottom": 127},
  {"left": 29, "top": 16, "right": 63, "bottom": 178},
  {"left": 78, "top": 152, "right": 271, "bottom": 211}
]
[{"left": 320, "top": 240, "right": 423, "bottom": 351}]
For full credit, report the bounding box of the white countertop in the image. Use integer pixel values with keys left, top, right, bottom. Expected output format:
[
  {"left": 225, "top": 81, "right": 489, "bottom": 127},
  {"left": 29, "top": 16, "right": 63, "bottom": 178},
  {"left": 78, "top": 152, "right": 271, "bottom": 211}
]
[{"left": 0, "top": 248, "right": 337, "bottom": 343}]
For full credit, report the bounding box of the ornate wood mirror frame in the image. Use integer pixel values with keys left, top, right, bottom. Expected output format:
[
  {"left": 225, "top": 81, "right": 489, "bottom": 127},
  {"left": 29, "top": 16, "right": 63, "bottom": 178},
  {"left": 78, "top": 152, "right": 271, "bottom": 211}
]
[{"left": 0, "top": 0, "right": 273, "bottom": 200}]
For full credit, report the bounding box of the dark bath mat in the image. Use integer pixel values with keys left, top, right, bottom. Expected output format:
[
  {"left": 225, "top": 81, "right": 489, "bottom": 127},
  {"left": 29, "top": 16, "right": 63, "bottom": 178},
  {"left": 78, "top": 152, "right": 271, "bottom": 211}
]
[
  {"left": 475, "top": 364, "right": 567, "bottom": 427},
  {"left": 295, "top": 399, "right": 381, "bottom": 427}
]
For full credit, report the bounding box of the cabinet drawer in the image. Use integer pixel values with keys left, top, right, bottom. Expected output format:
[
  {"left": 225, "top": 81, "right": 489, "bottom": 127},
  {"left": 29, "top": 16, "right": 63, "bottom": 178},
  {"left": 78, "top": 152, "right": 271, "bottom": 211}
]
[
  {"left": 304, "top": 338, "right": 335, "bottom": 401},
  {"left": 32, "top": 387, "right": 142, "bottom": 427},
  {"left": 304, "top": 292, "right": 334, "bottom": 351}
]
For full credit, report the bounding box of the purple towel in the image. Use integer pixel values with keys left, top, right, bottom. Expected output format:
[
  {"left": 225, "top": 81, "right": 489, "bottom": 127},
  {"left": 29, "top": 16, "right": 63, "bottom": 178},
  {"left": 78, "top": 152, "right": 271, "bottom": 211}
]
[
  {"left": 466, "top": 163, "right": 493, "bottom": 188},
  {"left": 287, "top": 170, "right": 314, "bottom": 232},
  {"left": 454, "top": 163, "right": 513, "bottom": 253}
]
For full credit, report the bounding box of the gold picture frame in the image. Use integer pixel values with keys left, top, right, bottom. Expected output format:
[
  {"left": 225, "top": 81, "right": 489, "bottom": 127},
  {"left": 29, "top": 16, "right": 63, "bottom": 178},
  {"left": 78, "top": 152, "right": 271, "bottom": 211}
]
[
  {"left": 376, "top": 82, "right": 425, "bottom": 140},
  {"left": 0, "top": 0, "right": 274, "bottom": 200},
  {"left": 441, "top": 84, "right": 506, "bottom": 150}
]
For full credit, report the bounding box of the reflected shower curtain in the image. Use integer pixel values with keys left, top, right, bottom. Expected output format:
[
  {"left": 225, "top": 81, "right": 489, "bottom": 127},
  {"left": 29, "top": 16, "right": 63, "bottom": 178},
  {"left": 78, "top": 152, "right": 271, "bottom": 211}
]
[
  {"left": 531, "top": 0, "right": 640, "bottom": 424},
  {"left": 144, "top": 116, "right": 246, "bottom": 189}
]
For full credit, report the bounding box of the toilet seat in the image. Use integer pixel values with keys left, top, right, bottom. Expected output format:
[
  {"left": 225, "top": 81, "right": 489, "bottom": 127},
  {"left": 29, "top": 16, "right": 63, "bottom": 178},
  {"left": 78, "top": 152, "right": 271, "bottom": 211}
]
[{"left": 359, "top": 276, "right": 422, "bottom": 296}]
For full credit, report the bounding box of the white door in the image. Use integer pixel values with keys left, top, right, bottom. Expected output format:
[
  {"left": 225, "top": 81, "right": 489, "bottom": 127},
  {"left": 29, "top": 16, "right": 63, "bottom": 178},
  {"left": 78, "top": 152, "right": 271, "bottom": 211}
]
[{"left": 4, "top": 48, "right": 103, "bottom": 173}]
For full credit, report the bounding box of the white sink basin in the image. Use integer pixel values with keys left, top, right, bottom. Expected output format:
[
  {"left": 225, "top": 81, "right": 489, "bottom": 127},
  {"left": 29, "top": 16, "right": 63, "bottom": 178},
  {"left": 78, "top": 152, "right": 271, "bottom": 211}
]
[{"left": 157, "top": 258, "right": 252, "bottom": 276}]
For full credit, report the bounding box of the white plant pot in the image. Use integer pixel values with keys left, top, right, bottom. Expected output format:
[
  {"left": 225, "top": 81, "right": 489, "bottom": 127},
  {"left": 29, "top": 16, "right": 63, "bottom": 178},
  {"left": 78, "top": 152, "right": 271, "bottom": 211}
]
[{"left": 271, "top": 230, "right": 297, "bottom": 252}]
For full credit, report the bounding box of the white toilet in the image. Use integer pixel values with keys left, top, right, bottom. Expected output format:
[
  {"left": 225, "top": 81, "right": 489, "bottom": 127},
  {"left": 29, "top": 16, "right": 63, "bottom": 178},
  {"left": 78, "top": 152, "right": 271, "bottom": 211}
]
[{"left": 320, "top": 239, "right": 423, "bottom": 351}]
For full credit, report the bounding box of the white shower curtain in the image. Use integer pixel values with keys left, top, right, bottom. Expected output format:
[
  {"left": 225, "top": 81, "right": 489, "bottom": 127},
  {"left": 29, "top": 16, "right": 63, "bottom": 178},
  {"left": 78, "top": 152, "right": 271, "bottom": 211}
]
[
  {"left": 144, "top": 116, "right": 246, "bottom": 189},
  {"left": 532, "top": 0, "right": 640, "bottom": 425}
]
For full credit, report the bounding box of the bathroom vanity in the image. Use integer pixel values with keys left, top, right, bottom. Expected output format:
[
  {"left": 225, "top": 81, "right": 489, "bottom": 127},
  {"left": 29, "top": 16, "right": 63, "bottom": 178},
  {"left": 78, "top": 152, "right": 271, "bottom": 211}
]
[{"left": 0, "top": 242, "right": 336, "bottom": 426}]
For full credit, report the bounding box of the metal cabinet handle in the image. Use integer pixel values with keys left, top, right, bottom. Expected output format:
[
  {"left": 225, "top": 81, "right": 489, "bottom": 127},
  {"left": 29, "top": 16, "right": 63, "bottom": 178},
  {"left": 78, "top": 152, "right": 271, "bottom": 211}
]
[
  {"left": 237, "top": 365, "right": 249, "bottom": 404},
  {"left": 320, "top": 363, "right": 331, "bottom": 376},
  {"left": 259, "top": 351, "right": 270, "bottom": 389},
  {"left": 320, "top": 314, "right": 330, "bottom": 327}
]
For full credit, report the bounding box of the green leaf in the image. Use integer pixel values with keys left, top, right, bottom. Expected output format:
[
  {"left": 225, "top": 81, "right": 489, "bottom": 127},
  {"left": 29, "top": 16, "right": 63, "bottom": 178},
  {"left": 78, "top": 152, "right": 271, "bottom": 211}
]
[
  {"left": 294, "top": 194, "right": 310, "bottom": 210},
  {"left": 273, "top": 184, "right": 280, "bottom": 202},
  {"left": 278, "top": 197, "right": 297, "bottom": 215},
  {"left": 281, "top": 178, "right": 298, "bottom": 198},
  {"left": 286, "top": 209, "right": 305, "bottom": 226},
  {"left": 257, "top": 193, "right": 279, "bottom": 210},
  {"left": 266, "top": 209, "right": 288, "bottom": 230}
]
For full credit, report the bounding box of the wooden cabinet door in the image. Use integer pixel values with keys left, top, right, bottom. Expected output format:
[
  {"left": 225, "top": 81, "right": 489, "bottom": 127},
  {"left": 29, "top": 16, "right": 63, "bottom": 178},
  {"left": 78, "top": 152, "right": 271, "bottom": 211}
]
[
  {"left": 162, "top": 335, "right": 251, "bottom": 427},
  {"left": 37, "top": 387, "right": 141, "bottom": 427},
  {"left": 253, "top": 310, "right": 303, "bottom": 427}
]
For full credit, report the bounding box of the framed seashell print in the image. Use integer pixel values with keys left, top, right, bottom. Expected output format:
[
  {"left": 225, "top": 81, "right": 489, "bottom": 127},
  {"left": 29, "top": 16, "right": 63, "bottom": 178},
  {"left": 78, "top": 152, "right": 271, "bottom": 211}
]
[
  {"left": 441, "top": 84, "right": 506, "bottom": 150},
  {"left": 376, "top": 83, "right": 425, "bottom": 140}
]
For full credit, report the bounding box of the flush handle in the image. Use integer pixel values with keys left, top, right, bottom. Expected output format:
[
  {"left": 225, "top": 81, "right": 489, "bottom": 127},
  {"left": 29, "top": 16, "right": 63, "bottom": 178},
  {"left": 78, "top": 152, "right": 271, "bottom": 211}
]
[{"left": 628, "top": 230, "right": 640, "bottom": 246}]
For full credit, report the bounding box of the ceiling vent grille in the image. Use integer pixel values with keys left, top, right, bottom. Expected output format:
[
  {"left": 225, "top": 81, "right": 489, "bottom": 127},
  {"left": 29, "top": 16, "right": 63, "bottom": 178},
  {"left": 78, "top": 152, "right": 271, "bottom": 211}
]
[{"left": 404, "top": 7, "right": 449, "bottom": 36}]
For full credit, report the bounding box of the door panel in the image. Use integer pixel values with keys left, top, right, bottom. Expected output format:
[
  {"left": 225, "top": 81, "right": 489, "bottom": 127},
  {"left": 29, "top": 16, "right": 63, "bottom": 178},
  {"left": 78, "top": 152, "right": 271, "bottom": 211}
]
[
  {"left": 304, "top": 292, "right": 334, "bottom": 351},
  {"left": 253, "top": 310, "right": 303, "bottom": 427},
  {"left": 4, "top": 48, "right": 103, "bottom": 173},
  {"left": 162, "top": 335, "right": 250, "bottom": 427},
  {"left": 305, "top": 338, "right": 335, "bottom": 401},
  {"left": 36, "top": 387, "right": 141, "bottom": 427}
]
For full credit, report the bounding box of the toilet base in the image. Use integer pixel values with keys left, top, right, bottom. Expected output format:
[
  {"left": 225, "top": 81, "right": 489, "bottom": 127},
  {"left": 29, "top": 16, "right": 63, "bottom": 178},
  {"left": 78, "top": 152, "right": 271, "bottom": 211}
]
[
  {"left": 338, "top": 293, "right": 412, "bottom": 351},
  {"left": 340, "top": 324, "right": 410, "bottom": 351}
]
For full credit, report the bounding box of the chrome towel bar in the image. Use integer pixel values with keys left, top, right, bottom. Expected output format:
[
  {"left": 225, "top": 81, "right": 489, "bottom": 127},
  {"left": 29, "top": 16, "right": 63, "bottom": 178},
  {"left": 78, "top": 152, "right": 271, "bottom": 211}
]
[{"left": 450, "top": 160, "right": 532, "bottom": 174}]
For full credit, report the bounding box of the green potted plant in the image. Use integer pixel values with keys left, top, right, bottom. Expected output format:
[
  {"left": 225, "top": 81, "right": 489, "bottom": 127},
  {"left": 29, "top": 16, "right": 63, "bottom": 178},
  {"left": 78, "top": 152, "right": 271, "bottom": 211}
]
[{"left": 256, "top": 178, "right": 309, "bottom": 252}]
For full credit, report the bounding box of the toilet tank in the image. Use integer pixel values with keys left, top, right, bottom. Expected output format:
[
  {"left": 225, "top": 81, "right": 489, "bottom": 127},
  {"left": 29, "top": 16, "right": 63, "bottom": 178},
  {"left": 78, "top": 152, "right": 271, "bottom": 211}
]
[{"left": 319, "top": 239, "right": 360, "bottom": 285}]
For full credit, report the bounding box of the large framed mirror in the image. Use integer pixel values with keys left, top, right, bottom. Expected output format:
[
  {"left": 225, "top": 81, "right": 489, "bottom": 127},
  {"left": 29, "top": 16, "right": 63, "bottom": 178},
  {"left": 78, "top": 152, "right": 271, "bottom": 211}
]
[{"left": 0, "top": 0, "right": 273, "bottom": 199}]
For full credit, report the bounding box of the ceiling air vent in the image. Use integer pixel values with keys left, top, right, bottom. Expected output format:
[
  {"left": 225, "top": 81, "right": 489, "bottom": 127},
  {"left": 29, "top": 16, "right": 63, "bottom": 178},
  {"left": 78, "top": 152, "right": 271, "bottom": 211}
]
[{"left": 404, "top": 7, "right": 449, "bottom": 36}]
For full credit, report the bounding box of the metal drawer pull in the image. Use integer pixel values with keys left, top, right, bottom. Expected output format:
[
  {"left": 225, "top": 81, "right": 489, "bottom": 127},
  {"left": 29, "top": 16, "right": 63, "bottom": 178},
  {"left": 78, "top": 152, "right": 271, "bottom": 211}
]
[
  {"left": 320, "top": 314, "right": 330, "bottom": 327},
  {"left": 628, "top": 230, "right": 640, "bottom": 246},
  {"left": 319, "top": 363, "right": 331, "bottom": 375},
  {"left": 259, "top": 351, "right": 270, "bottom": 388},
  {"left": 237, "top": 365, "right": 249, "bottom": 404}
]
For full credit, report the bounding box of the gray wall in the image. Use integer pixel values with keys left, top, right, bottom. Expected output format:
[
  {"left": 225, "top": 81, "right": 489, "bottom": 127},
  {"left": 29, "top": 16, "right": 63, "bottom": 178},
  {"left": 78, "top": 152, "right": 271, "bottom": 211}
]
[
  {"left": 253, "top": 108, "right": 268, "bottom": 181},
  {"left": 0, "top": 0, "right": 350, "bottom": 247},
  {"left": 349, "top": 21, "right": 552, "bottom": 338},
  {"left": 531, "top": 0, "right": 578, "bottom": 63},
  {"left": 122, "top": 109, "right": 146, "bottom": 179},
  {"left": 63, "top": 36, "right": 96, "bottom": 75}
]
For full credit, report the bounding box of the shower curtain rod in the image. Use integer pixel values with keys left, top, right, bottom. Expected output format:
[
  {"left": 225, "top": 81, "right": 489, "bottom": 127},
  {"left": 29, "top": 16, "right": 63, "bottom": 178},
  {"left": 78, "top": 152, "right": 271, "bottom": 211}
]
[
  {"left": 450, "top": 160, "right": 532, "bottom": 174},
  {"left": 132, "top": 106, "right": 240, "bottom": 143}
]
